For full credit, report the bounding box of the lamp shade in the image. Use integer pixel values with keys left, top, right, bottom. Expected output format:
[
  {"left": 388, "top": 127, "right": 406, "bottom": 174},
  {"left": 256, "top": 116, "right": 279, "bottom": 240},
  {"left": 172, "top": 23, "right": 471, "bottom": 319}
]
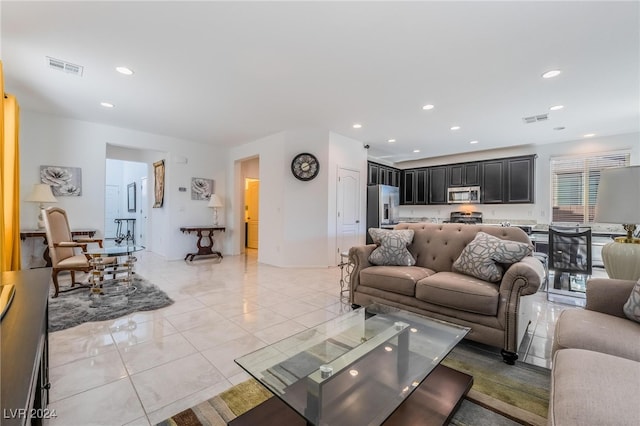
[
  {"left": 595, "top": 166, "right": 640, "bottom": 224},
  {"left": 25, "top": 184, "right": 58, "bottom": 203},
  {"left": 207, "top": 194, "right": 223, "bottom": 208}
]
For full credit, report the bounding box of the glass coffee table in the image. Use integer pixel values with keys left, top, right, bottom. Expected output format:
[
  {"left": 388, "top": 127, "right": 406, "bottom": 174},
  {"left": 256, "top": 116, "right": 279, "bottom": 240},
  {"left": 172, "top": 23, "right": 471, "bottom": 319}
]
[
  {"left": 84, "top": 245, "right": 145, "bottom": 296},
  {"left": 234, "top": 304, "right": 471, "bottom": 426}
]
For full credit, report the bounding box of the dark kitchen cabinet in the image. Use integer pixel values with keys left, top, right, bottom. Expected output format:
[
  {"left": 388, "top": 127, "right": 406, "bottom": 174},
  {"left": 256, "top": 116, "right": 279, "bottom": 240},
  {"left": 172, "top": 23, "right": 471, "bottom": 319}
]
[
  {"left": 506, "top": 156, "right": 535, "bottom": 203},
  {"left": 367, "top": 162, "right": 400, "bottom": 187},
  {"left": 401, "top": 169, "right": 428, "bottom": 205},
  {"left": 401, "top": 170, "right": 415, "bottom": 204},
  {"left": 482, "top": 155, "right": 535, "bottom": 204},
  {"left": 482, "top": 160, "right": 505, "bottom": 203},
  {"left": 367, "top": 162, "right": 379, "bottom": 185},
  {"left": 429, "top": 166, "right": 448, "bottom": 204},
  {"left": 449, "top": 162, "right": 480, "bottom": 187}
]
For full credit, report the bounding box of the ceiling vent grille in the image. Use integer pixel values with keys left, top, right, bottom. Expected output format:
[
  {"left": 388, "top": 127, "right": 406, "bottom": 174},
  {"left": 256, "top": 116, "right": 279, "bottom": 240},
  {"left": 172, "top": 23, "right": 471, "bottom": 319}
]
[
  {"left": 522, "top": 114, "right": 548, "bottom": 124},
  {"left": 46, "top": 57, "right": 83, "bottom": 76}
]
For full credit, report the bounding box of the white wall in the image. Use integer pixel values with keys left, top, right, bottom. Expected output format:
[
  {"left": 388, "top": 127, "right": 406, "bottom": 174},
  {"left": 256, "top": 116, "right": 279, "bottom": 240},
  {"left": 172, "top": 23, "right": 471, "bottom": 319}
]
[
  {"left": 396, "top": 132, "right": 639, "bottom": 224},
  {"left": 19, "top": 111, "right": 226, "bottom": 261},
  {"left": 228, "top": 129, "right": 367, "bottom": 267}
]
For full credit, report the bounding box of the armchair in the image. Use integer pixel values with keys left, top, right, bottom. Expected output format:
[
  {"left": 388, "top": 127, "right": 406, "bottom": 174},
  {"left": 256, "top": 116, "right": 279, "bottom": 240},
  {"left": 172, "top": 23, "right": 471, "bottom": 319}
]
[{"left": 42, "top": 207, "right": 118, "bottom": 297}]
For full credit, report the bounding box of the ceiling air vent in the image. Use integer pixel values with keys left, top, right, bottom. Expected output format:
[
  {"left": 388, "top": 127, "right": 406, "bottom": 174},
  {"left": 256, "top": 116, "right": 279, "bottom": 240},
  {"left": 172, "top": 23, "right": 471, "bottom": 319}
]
[
  {"left": 46, "top": 57, "right": 83, "bottom": 76},
  {"left": 522, "top": 114, "right": 548, "bottom": 124}
]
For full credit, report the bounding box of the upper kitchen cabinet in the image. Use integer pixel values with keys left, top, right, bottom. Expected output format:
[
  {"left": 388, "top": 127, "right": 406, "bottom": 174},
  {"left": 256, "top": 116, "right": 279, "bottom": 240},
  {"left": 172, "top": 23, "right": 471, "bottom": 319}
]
[
  {"left": 429, "top": 166, "right": 448, "bottom": 204},
  {"left": 367, "top": 161, "right": 400, "bottom": 187},
  {"left": 506, "top": 155, "right": 535, "bottom": 203},
  {"left": 482, "top": 155, "right": 536, "bottom": 204},
  {"left": 448, "top": 162, "right": 480, "bottom": 187},
  {"left": 400, "top": 168, "right": 428, "bottom": 205}
]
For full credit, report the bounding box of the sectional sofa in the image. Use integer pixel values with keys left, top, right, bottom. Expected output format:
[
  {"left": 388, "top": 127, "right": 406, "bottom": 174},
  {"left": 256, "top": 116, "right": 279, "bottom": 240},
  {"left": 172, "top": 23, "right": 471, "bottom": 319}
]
[{"left": 348, "top": 223, "right": 546, "bottom": 364}]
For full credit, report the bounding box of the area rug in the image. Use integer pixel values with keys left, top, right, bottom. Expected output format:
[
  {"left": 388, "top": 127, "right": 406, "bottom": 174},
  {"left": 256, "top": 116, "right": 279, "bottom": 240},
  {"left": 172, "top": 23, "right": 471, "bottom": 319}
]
[
  {"left": 48, "top": 275, "right": 174, "bottom": 332},
  {"left": 157, "top": 341, "right": 550, "bottom": 426}
]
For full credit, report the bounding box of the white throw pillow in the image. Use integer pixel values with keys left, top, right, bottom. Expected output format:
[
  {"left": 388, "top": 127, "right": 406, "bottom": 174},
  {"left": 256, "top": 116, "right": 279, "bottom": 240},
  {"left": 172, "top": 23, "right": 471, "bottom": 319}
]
[{"left": 623, "top": 279, "right": 640, "bottom": 323}]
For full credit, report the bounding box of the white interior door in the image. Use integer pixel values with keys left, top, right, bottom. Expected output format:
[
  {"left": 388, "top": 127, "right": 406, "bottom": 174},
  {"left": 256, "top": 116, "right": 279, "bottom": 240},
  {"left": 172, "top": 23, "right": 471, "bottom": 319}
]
[
  {"left": 337, "top": 168, "right": 360, "bottom": 264},
  {"left": 139, "top": 177, "right": 148, "bottom": 247},
  {"left": 105, "top": 185, "right": 120, "bottom": 238},
  {"left": 246, "top": 179, "right": 260, "bottom": 249}
]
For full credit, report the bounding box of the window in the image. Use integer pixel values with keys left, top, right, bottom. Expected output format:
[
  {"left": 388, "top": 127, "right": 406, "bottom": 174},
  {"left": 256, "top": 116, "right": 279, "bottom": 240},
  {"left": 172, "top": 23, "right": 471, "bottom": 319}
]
[{"left": 551, "top": 151, "right": 630, "bottom": 223}]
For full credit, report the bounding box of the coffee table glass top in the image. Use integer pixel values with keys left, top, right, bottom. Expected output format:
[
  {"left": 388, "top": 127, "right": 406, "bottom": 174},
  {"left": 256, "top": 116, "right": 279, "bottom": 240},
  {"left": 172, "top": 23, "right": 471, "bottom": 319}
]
[
  {"left": 235, "top": 304, "right": 469, "bottom": 425},
  {"left": 84, "top": 245, "right": 145, "bottom": 257}
]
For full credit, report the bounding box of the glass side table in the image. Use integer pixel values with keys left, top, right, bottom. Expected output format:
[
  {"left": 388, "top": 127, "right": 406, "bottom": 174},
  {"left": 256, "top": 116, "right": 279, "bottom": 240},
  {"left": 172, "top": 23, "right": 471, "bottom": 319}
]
[{"left": 84, "top": 245, "right": 145, "bottom": 296}]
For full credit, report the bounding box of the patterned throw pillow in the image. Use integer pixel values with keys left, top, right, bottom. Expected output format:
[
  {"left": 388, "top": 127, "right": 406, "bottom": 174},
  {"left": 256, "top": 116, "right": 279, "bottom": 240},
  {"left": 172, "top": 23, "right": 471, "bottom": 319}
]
[
  {"left": 368, "top": 228, "right": 416, "bottom": 266},
  {"left": 453, "top": 232, "right": 533, "bottom": 282},
  {"left": 623, "top": 279, "right": 640, "bottom": 323}
]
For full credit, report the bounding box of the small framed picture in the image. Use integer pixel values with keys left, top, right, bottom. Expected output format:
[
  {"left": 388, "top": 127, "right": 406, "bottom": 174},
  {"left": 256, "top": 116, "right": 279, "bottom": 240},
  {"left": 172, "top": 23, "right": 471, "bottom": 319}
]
[{"left": 191, "top": 177, "right": 214, "bottom": 200}]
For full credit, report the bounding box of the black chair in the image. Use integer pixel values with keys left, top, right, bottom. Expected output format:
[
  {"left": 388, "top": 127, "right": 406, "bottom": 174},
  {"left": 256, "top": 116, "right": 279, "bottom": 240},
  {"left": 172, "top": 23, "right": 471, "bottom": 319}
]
[{"left": 548, "top": 226, "right": 592, "bottom": 293}]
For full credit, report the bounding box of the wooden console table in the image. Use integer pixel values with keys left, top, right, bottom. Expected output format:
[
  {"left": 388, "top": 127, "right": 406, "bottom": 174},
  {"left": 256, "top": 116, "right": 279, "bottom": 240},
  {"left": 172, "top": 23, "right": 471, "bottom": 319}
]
[
  {"left": 179, "top": 226, "right": 226, "bottom": 261},
  {"left": 1, "top": 268, "right": 51, "bottom": 425},
  {"left": 20, "top": 229, "right": 97, "bottom": 267}
]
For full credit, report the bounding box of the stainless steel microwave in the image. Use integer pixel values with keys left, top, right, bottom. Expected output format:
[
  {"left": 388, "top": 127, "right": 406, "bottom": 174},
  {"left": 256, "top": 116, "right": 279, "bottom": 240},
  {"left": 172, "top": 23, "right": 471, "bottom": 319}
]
[{"left": 447, "top": 186, "right": 481, "bottom": 204}]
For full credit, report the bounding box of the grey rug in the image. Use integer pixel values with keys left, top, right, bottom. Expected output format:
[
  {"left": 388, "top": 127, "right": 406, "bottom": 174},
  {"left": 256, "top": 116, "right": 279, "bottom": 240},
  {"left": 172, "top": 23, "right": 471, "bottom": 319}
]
[{"left": 48, "top": 275, "right": 174, "bottom": 332}]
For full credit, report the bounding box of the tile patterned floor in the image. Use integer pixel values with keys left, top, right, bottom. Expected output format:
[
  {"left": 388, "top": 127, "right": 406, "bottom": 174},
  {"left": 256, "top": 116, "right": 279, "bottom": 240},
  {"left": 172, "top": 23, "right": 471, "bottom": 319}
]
[{"left": 44, "top": 250, "right": 603, "bottom": 426}]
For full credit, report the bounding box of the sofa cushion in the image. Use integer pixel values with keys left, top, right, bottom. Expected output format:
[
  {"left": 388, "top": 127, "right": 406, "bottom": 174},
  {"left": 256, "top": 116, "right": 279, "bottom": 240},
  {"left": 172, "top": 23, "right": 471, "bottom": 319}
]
[
  {"left": 360, "top": 266, "right": 433, "bottom": 296},
  {"left": 549, "top": 349, "right": 640, "bottom": 426},
  {"left": 415, "top": 272, "right": 500, "bottom": 315},
  {"left": 623, "top": 279, "right": 640, "bottom": 323},
  {"left": 452, "top": 231, "right": 532, "bottom": 282},
  {"left": 553, "top": 308, "right": 640, "bottom": 362},
  {"left": 368, "top": 228, "right": 416, "bottom": 266}
]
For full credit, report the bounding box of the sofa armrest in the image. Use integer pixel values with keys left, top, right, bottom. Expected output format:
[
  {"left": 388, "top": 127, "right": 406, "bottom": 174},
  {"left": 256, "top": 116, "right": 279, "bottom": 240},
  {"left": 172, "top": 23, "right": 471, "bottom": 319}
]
[
  {"left": 348, "top": 244, "right": 377, "bottom": 303},
  {"left": 585, "top": 278, "right": 635, "bottom": 318},
  {"left": 500, "top": 256, "right": 545, "bottom": 296}
]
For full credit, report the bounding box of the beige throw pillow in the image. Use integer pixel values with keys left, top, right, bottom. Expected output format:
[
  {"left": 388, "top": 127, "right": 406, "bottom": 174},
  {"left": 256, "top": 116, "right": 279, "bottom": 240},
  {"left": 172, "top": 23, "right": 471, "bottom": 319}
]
[{"left": 453, "top": 232, "right": 532, "bottom": 282}]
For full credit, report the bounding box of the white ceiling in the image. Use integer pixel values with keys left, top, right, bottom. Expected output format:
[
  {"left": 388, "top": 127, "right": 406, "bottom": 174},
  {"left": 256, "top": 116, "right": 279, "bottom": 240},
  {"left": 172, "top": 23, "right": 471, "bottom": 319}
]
[{"left": 2, "top": 1, "right": 639, "bottom": 163}]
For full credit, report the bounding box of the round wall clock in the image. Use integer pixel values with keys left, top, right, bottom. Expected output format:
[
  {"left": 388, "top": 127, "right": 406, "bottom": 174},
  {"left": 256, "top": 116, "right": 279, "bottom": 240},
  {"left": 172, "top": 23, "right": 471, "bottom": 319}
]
[{"left": 291, "top": 153, "right": 320, "bottom": 181}]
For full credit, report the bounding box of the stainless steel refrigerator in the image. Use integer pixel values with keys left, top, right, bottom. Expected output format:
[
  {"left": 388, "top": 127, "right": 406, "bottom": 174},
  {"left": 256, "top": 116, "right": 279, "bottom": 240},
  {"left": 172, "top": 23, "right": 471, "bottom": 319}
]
[{"left": 366, "top": 185, "right": 400, "bottom": 243}]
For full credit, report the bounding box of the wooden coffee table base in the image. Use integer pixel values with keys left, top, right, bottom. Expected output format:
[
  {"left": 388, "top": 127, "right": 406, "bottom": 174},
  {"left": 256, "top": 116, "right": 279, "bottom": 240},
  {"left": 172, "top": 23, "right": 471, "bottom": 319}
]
[{"left": 229, "top": 364, "right": 472, "bottom": 426}]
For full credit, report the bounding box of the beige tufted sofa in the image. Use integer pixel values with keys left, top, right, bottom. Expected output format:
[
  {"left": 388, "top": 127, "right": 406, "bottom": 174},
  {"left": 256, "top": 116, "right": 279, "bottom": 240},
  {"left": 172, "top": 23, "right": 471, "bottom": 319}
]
[{"left": 348, "top": 223, "right": 545, "bottom": 364}]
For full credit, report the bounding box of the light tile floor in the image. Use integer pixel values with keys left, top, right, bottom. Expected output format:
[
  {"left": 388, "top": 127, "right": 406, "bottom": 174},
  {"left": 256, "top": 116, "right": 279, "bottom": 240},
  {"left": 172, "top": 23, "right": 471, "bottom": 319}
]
[{"left": 44, "top": 250, "right": 604, "bottom": 426}]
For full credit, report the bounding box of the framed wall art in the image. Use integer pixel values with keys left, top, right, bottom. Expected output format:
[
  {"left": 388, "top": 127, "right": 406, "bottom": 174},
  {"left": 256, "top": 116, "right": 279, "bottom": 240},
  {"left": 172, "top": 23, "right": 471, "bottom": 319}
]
[
  {"left": 127, "top": 182, "right": 136, "bottom": 212},
  {"left": 190, "top": 177, "right": 214, "bottom": 201},
  {"left": 40, "top": 165, "right": 82, "bottom": 196},
  {"left": 153, "top": 160, "right": 165, "bottom": 208}
]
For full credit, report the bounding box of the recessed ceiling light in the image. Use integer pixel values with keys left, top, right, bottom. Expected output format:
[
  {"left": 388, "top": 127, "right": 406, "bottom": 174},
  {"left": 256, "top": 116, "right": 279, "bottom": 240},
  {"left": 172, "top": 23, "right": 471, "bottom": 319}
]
[
  {"left": 554, "top": 126, "right": 566, "bottom": 131},
  {"left": 388, "top": 139, "right": 396, "bottom": 143},
  {"left": 469, "top": 140, "right": 479, "bottom": 144},
  {"left": 450, "top": 126, "right": 461, "bottom": 131},
  {"left": 116, "top": 66, "right": 134, "bottom": 75},
  {"left": 422, "top": 104, "right": 434, "bottom": 110},
  {"left": 542, "top": 69, "right": 562, "bottom": 79},
  {"left": 550, "top": 105, "right": 564, "bottom": 111},
  {"left": 100, "top": 102, "right": 114, "bottom": 108},
  {"left": 352, "top": 123, "right": 362, "bottom": 129},
  {"left": 413, "top": 149, "right": 421, "bottom": 153},
  {"left": 584, "top": 133, "right": 596, "bottom": 138}
]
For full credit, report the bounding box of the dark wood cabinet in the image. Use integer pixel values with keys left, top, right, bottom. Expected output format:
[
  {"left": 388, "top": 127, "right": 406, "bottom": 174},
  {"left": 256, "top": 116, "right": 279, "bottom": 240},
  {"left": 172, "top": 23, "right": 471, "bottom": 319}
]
[
  {"left": 415, "top": 169, "right": 428, "bottom": 204},
  {"left": 506, "top": 156, "right": 535, "bottom": 203},
  {"left": 1, "top": 268, "right": 51, "bottom": 426},
  {"left": 401, "top": 170, "right": 415, "bottom": 204},
  {"left": 429, "top": 166, "right": 448, "bottom": 204},
  {"left": 367, "top": 162, "right": 400, "bottom": 187},
  {"left": 482, "top": 155, "right": 536, "bottom": 204},
  {"left": 482, "top": 160, "right": 506, "bottom": 203},
  {"left": 449, "top": 162, "right": 480, "bottom": 187}
]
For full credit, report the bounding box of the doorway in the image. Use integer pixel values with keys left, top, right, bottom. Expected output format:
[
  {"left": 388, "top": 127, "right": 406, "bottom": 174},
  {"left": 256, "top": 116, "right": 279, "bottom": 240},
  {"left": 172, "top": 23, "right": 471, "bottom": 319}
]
[
  {"left": 245, "top": 178, "right": 259, "bottom": 249},
  {"left": 336, "top": 167, "right": 361, "bottom": 264},
  {"left": 104, "top": 158, "right": 147, "bottom": 244}
]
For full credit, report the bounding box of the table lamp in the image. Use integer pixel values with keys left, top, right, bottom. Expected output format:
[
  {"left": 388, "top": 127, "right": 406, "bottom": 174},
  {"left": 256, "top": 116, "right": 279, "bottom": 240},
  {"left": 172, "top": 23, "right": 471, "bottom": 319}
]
[
  {"left": 208, "top": 194, "right": 223, "bottom": 225},
  {"left": 25, "top": 184, "right": 58, "bottom": 229},
  {"left": 594, "top": 165, "right": 640, "bottom": 280}
]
